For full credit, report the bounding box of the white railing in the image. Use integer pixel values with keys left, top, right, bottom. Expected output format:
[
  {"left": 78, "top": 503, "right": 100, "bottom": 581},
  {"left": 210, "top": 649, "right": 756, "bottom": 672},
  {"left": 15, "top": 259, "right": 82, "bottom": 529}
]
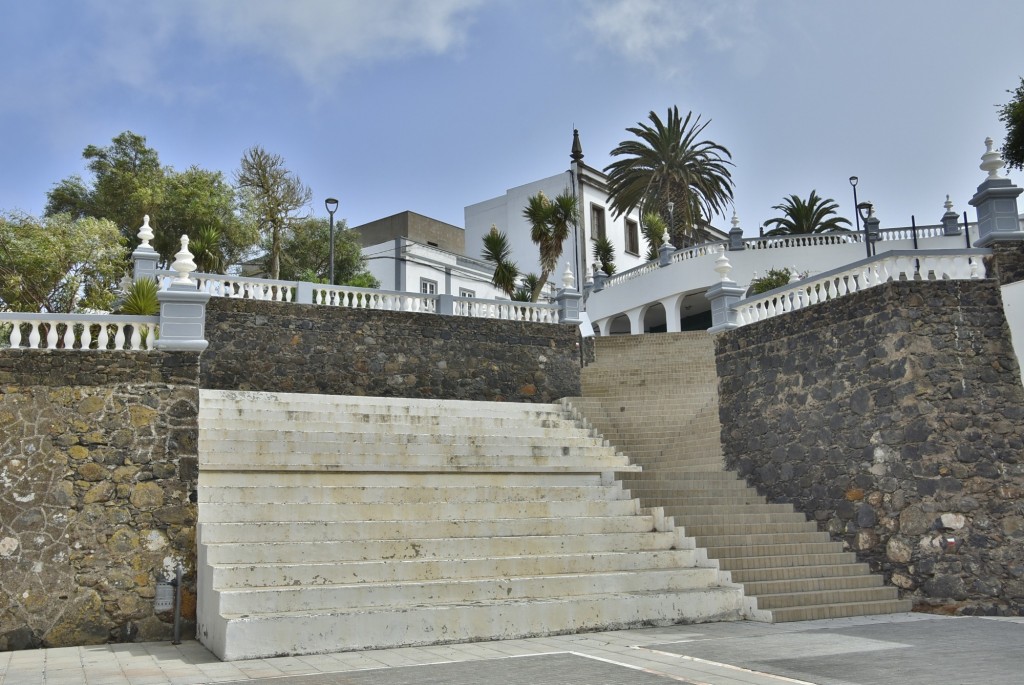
[
  {"left": 743, "top": 232, "right": 857, "bottom": 250},
  {"left": 669, "top": 241, "right": 727, "bottom": 264},
  {"left": 602, "top": 260, "right": 661, "bottom": 288},
  {"left": 0, "top": 313, "right": 159, "bottom": 350},
  {"left": 311, "top": 284, "right": 438, "bottom": 313},
  {"left": 733, "top": 250, "right": 988, "bottom": 327},
  {"left": 157, "top": 271, "right": 298, "bottom": 302},
  {"left": 451, "top": 296, "right": 559, "bottom": 323}
]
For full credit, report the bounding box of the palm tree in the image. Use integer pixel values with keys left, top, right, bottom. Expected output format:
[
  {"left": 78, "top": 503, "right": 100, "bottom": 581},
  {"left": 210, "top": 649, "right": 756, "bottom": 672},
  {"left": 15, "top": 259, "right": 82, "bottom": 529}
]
[
  {"left": 522, "top": 190, "right": 578, "bottom": 302},
  {"left": 592, "top": 236, "right": 616, "bottom": 275},
  {"left": 763, "top": 191, "right": 851, "bottom": 236},
  {"left": 481, "top": 225, "right": 519, "bottom": 298},
  {"left": 604, "top": 106, "right": 734, "bottom": 247},
  {"left": 641, "top": 212, "right": 667, "bottom": 261}
]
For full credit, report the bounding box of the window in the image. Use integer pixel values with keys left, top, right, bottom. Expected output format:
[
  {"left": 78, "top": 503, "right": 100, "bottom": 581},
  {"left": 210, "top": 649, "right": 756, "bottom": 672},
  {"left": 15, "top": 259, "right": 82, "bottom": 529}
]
[
  {"left": 459, "top": 288, "right": 475, "bottom": 298},
  {"left": 625, "top": 218, "right": 639, "bottom": 256},
  {"left": 590, "top": 203, "right": 606, "bottom": 240},
  {"left": 420, "top": 278, "right": 437, "bottom": 295}
]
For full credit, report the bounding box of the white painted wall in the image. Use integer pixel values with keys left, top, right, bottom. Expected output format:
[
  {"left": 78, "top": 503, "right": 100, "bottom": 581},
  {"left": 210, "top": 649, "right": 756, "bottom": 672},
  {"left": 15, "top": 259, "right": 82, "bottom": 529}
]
[
  {"left": 464, "top": 170, "right": 649, "bottom": 287},
  {"left": 361, "top": 239, "right": 509, "bottom": 299}
]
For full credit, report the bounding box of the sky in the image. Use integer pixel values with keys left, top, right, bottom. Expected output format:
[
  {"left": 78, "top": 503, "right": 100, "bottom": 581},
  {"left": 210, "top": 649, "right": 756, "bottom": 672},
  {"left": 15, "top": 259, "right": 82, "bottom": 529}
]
[{"left": 2, "top": 0, "right": 1023, "bottom": 241}]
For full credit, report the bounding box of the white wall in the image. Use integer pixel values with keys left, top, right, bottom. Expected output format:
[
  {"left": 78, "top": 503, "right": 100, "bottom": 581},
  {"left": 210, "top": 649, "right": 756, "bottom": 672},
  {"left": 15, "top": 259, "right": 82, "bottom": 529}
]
[
  {"left": 361, "top": 239, "right": 509, "bottom": 300},
  {"left": 1002, "top": 280, "right": 1024, "bottom": 380},
  {"left": 464, "top": 170, "right": 649, "bottom": 287}
]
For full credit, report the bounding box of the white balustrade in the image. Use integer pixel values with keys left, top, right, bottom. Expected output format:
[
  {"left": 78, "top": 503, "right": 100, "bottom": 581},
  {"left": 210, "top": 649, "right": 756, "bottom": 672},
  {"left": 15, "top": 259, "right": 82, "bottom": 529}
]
[
  {"left": 733, "top": 251, "right": 987, "bottom": 327},
  {"left": 451, "top": 297, "right": 559, "bottom": 323},
  {"left": 0, "top": 315, "right": 159, "bottom": 350},
  {"left": 157, "top": 271, "right": 297, "bottom": 302}
]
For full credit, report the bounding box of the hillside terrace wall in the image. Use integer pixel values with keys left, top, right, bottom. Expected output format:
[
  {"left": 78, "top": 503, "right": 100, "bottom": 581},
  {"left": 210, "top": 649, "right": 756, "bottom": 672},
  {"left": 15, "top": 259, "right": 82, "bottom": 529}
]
[
  {"left": 0, "top": 351, "right": 200, "bottom": 649},
  {"left": 716, "top": 279, "right": 1024, "bottom": 615},
  {"left": 200, "top": 297, "right": 582, "bottom": 402}
]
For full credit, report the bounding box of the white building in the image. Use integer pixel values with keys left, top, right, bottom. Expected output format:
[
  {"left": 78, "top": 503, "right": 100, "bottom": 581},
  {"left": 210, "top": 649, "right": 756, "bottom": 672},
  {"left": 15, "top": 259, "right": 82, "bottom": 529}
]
[
  {"left": 465, "top": 130, "right": 724, "bottom": 289},
  {"left": 352, "top": 211, "right": 510, "bottom": 300}
]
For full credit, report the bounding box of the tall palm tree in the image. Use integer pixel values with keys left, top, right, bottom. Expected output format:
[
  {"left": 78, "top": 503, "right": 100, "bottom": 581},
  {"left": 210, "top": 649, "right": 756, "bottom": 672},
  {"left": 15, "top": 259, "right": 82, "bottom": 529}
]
[
  {"left": 604, "top": 106, "right": 734, "bottom": 247},
  {"left": 481, "top": 225, "right": 519, "bottom": 298},
  {"left": 763, "top": 191, "right": 851, "bottom": 236},
  {"left": 522, "top": 190, "right": 578, "bottom": 302}
]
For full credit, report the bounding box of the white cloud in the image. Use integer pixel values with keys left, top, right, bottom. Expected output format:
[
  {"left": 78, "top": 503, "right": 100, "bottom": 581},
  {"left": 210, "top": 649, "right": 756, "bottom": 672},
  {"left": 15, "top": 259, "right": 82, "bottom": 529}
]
[
  {"left": 581, "top": 0, "right": 764, "bottom": 75},
  {"left": 181, "top": 0, "right": 483, "bottom": 86}
]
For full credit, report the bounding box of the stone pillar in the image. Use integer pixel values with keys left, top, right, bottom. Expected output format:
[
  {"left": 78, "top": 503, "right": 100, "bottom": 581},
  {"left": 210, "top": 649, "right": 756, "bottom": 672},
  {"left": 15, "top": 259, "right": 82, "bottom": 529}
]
[
  {"left": 970, "top": 137, "right": 1024, "bottom": 247},
  {"left": 706, "top": 254, "right": 746, "bottom": 332},
  {"left": 592, "top": 267, "right": 607, "bottom": 292},
  {"left": 863, "top": 210, "right": 881, "bottom": 253},
  {"left": 554, "top": 263, "right": 583, "bottom": 325},
  {"left": 941, "top": 195, "right": 963, "bottom": 236},
  {"left": 436, "top": 293, "right": 454, "bottom": 316},
  {"left": 728, "top": 213, "right": 745, "bottom": 251},
  {"left": 156, "top": 236, "right": 211, "bottom": 352},
  {"left": 131, "top": 215, "right": 160, "bottom": 283}
]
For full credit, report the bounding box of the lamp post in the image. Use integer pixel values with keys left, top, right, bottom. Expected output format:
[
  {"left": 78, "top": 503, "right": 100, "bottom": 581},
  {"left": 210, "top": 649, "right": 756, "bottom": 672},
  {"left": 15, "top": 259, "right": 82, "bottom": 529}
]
[
  {"left": 325, "top": 197, "right": 339, "bottom": 285},
  {"left": 849, "top": 177, "right": 869, "bottom": 258},
  {"left": 667, "top": 201, "right": 675, "bottom": 245}
]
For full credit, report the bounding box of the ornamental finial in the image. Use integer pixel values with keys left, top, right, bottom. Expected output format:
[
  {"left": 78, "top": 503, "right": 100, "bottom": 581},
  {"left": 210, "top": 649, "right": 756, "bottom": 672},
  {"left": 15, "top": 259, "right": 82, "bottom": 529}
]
[
  {"left": 137, "top": 215, "right": 154, "bottom": 249},
  {"left": 980, "top": 136, "right": 1005, "bottom": 180},
  {"left": 171, "top": 235, "right": 197, "bottom": 285}
]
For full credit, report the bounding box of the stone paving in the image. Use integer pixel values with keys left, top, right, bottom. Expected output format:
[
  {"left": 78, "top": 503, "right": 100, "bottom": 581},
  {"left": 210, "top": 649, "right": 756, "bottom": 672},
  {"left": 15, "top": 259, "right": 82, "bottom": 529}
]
[{"left": 1, "top": 614, "right": 1022, "bottom": 685}]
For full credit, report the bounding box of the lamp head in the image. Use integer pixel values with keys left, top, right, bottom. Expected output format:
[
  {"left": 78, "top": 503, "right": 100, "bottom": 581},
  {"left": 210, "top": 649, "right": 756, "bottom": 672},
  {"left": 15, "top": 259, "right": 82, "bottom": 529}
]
[
  {"left": 856, "top": 201, "right": 874, "bottom": 220},
  {"left": 849, "top": 176, "right": 858, "bottom": 187},
  {"left": 325, "top": 197, "right": 339, "bottom": 214},
  {"left": 667, "top": 201, "right": 675, "bottom": 213}
]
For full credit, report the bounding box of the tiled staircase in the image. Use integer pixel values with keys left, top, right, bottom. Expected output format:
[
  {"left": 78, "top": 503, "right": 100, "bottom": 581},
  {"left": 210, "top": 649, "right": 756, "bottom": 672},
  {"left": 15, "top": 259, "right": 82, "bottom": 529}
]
[
  {"left": 565, "top": 333, "right": 912, "bottom": 622},
  {"left": 196, "top": 389, "right": 743, "bottom": 661}
]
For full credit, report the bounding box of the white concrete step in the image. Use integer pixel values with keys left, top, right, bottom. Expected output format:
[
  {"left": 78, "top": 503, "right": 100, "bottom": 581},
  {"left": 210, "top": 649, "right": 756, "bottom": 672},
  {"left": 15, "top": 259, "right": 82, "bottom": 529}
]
[
  {"left": 201, "top": 461, "right": 641, "bottom": 474},
  {"left": 198, "top": 498, "right": 642, "bottom": 523},
  {"left": 200, "top": 440, "right": 625, "bottom": 460},
  {"left": 197, "top": 515, "right": 665, "bottom": 544},
  {"left": 200, "top": 531, "right": 683, "bottom": 563},
  {"left": 198, "top": 484, "right": 628, "bottom": 505},
  {"left": 199, "top": 471, "right": 609, "bottom": 488},
  {"left": 214, "top": 568, "right": 724, "bottom": 614},
  {"left": 206, "top": 588, "right": 743, "bottom": 661},
  {"left": 208, "top": 550, "right": 702, "bottom": 588},
  {"left": 200, "top": 418, "right": 598, "bottom": 437}
]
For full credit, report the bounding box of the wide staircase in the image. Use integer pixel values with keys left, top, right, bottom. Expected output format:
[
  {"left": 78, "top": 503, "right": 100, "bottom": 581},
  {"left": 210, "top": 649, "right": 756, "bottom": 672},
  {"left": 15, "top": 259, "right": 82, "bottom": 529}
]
[
  {"left": 196, "top": 389, "right": 743, "bottom": 661},
  {"left": 565, "top": 333, "right": 912, "bottom": 622}
]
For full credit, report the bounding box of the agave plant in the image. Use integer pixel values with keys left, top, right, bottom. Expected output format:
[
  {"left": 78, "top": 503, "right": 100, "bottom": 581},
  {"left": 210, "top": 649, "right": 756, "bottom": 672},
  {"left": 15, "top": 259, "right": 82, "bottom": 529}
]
[
  {"left": 591, "top": 235, "right": 617, "bottom": 276},
  {"left": 118, "top": 278, "right": 159, "bottom": 316}
]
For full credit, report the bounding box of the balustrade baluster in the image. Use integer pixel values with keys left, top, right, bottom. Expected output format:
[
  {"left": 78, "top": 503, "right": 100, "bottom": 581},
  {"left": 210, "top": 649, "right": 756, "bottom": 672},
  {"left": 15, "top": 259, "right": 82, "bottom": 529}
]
[
  {"left": 10, "top": 321, "right": 22, "bottom": 347},
  {"left": 63, "top": 323, "right": 76, "bottom": 349},
  {"left": 97, "top": 324, "right": 109, "bottom": 349},
  {"left": 129, "top": 325, "right": 142, "bottom": 350},
  {"left": 146, "top": 326, "right": 156, "bottom": 349},
  {"left": 114, "top": 324, "right": 125, "bottom": 350},
  {"left": 46, "top": 322, "right": 58, "bottom": 349}
]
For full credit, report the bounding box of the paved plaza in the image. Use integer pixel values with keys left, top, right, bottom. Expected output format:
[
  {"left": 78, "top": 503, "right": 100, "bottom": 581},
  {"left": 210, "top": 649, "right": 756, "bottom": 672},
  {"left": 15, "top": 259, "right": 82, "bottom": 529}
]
[{"left": 2, "top": 613, "right": 1022, "bottom": 685}]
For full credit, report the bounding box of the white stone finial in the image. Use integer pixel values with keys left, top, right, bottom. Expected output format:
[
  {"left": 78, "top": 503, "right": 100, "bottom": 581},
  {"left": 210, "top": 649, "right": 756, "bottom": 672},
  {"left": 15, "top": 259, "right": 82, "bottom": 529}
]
[
  {"left": 731, "top": 212, "right": 740, "bottom": 230},
  {"left": 944, "top": 194, "right": 954, "bottom": 212},
  {"left": 137, "top": 215, "right": 154, "bottom": 249},
  {"left": 714, "top": 253, "right": 732, "bottom": 281},
  {"left": 561, "top": 262, "right": 575, "bottom": 289},
  {"left": 980, "top": 136, "right": 1005, "bottom": 180},
  {"left": 171, "top": 234, "right": 197, "bottom": 285}
]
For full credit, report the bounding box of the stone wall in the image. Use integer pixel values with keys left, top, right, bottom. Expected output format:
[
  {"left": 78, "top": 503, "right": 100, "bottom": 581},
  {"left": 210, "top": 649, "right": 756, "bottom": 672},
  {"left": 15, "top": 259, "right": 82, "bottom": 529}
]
[
  {"left": 0, "top": 351, "right": 200, "bottom": 649},
  {"left": 716, "top": 279, "right": 1024, "bottom": 615},
  {"left": 200, "top": 298, "right": 582, "bottom": 402},
  {"left": 989, "top": 242, "right": 1024, "bottom": 285}
]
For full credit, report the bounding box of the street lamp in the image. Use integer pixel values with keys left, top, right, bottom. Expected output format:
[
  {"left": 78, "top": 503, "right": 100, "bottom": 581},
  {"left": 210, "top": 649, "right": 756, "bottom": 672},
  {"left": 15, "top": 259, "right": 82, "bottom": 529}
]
[
  {"left": 849, "top": 177, "right": 869, "bottom": 258},
  {"left": 325, "top": 197, "right": 339, "bottom": 285},
  {"left": 667, "top": 201, "right": 675, "bottom": 245}
]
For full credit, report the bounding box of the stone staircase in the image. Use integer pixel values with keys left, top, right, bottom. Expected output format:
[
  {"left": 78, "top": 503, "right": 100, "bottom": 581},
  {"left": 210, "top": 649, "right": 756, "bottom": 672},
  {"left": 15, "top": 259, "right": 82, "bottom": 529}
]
[
  {"left": 565, "top": 333, "right": 912, "bottom": 622},
  {"left": 196, "top": 389, "right": 743, "bottom": 661}
]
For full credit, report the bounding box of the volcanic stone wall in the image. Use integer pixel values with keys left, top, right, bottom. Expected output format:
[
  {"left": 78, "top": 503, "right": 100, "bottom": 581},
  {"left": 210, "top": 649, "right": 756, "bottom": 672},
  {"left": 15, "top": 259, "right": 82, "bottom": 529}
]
[
  {"left": 200, "top": 297, "right": 582, "bottom": 402},
  {"left": 716, "top": 279, "right": 1024, "bottom": 615},
  {"left": 0, "top": 351, "right": 199, "bottom": 649}
]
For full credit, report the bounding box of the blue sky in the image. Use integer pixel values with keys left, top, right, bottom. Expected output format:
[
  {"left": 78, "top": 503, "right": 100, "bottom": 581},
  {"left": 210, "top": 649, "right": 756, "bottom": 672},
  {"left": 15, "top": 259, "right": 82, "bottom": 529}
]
[{"left": 2, "top": 0, "right": 1023, "bottom": 239}]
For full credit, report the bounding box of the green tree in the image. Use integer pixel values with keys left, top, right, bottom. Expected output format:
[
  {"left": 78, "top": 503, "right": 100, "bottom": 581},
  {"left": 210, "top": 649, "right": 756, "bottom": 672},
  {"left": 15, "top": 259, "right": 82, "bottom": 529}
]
[
  {"left": 592, "top": 235, "right": 617, "bottom": 275},
  {"left": 748, "top": 268, "right": 794, "bottom": 295},
  {"left": 604, "top": 107, "right": 734, "bottom": 247},
  {"left": 481, "top": 225, "right": 520, "bottom": 298},
  {"left": 0, "top": 213, "right": 123, "bottom": 313},
  {"left": 999, "top": 77, "right": 1024, "bottom": 171},
  {"left": 275, "top": 217, "right": 378, "bottom": 287},
  {"left": 641, "top": 212, "right": 667, "bottom": 261},
  {"left": 522, "top": 190, "right": 578, "bottom": 302},
  {"left": 46, "top": 131, "right": 165, "bottom": 243},
  {"left": 236, "top": 146, "right": 312, "bottom": 280},
  {"left": 158, "top": 167, "right": 255, "bottom": 268},
  {"left": 513, "top": 273, "right": 541, "bottom": 302},
  {"left": 763, "top": 191, "right": 851, "bottom": 236}
]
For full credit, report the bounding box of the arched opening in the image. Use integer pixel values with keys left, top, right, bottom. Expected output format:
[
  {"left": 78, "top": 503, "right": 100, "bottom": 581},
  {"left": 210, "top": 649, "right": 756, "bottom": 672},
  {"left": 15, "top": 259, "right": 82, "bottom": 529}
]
[
  {"left": 609, "top": 314, "right": 631, "bottom": 335},
  {"left": 643, "top": 302, "right": 667, "bottom": 333}
]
